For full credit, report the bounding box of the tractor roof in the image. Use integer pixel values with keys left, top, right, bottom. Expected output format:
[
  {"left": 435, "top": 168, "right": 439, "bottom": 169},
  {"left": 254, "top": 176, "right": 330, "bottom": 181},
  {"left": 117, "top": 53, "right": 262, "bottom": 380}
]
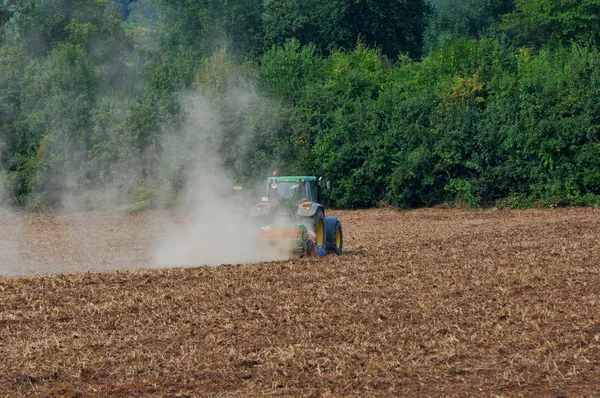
[{"left": 268, "top": 176, "right": 317, "bottom": 183}]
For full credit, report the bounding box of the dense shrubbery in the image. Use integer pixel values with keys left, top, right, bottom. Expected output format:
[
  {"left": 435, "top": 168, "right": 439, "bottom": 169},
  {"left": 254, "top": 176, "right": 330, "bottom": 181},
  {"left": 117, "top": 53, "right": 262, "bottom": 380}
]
[
  {"left": 1, "top": 0, "right": 600, "bottom": 209},
  {"left": 255, "top": 37, "right": 600, "bottom": 208}
]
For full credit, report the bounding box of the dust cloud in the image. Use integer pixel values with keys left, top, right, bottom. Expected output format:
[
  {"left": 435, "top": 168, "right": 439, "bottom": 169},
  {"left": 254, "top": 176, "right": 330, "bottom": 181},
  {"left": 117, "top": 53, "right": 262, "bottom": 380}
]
[
  {"left": 0, "top": 85, "right": 292, "bottom": 276},
  {"left": 0, "top": 11, "right": 290, "bottom": 275},
  {"left": 152, "top": 92, "right": 293, "bottom": 267},
  {"left": 0, "top": 149, "right": 24, "bottom": 275}
]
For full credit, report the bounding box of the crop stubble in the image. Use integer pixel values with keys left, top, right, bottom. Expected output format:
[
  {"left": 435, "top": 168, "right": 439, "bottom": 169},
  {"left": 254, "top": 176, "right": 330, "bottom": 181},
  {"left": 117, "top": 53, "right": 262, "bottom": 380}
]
[{"left": 1, "top": 208, "right": 600, "bottom": 396}]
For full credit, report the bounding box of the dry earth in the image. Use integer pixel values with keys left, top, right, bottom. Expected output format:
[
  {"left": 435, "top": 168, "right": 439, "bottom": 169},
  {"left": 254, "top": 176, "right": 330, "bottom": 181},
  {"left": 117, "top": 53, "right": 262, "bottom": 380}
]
[{"left": 1, "top": 208, "right": 600, "bottom": 396}]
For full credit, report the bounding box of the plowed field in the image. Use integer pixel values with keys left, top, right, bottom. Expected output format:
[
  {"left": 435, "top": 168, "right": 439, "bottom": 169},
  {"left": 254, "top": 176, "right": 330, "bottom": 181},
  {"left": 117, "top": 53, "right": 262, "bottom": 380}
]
[{"left": 1, "top": 208, "right": 600, "bottom": 396}]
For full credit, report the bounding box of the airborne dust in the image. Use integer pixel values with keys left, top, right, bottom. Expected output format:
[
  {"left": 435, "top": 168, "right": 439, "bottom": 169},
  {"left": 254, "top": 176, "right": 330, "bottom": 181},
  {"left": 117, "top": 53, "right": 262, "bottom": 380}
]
[
  {"left": 152, "top": 92, "right": 294, "bottom": 268},
  {"left": 0, "top": 84, "right": 291, "bottom": 276},
  {"left": 0, "top": 149, "right": 24, "bottom": 275}
]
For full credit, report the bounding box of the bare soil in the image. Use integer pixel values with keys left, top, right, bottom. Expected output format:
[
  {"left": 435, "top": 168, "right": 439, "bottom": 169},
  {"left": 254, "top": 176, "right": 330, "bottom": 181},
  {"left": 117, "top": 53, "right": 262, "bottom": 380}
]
[{"left": 1, "top": 208, "right": 600, "bottom": 396}]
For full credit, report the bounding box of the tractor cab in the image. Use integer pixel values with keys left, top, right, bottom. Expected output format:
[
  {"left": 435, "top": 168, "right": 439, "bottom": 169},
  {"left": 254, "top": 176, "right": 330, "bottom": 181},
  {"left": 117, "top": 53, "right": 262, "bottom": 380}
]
[{"left": 266, "top": 176, "right": 321, "bottom": 207}]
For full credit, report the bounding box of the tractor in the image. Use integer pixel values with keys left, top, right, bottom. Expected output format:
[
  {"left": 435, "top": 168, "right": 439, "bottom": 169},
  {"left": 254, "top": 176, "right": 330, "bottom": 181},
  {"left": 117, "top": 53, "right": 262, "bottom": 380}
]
[{"left": 250, "top": 173, "right": 343, "bottom": 257}]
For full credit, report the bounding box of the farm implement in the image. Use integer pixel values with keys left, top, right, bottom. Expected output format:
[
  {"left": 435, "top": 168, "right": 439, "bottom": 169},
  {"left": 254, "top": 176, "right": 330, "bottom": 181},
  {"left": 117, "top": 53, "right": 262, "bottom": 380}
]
[{"left": 250, "top": 173, "right": 343, "bottom": 258}]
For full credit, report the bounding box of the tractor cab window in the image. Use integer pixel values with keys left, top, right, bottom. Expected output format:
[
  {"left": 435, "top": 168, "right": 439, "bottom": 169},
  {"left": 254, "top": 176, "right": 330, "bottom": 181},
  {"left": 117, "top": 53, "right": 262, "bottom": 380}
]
[
  {"left": 268, "top": 181, "right": 308, "bottom": 204},
  {"left": 309, "top": 182, "right": 319, "bottom": 203},
  {"left": 268, "top": 182, "right": 291, "bottom": 203},
  {"left": 294, "top": 183, "right": 308, "bottom": 203}
]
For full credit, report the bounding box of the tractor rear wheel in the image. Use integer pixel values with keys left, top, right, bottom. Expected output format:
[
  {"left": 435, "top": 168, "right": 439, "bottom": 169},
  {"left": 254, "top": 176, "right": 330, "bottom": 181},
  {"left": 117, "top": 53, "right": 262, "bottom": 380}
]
[{"left": 313, "top": 210, "right": 325, "bottom": 248}]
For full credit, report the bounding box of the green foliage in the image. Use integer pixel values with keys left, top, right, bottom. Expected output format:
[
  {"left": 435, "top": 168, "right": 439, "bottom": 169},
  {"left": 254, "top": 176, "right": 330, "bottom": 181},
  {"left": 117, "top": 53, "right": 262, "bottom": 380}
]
[
  {"left": 3, "top": 0, "right": 600, "bottom": 210},
  {"left": 124, "top": 0, "right": 158, "bottom": 31},
  {"left": 256, "top": 36, "right": 600, "bottom": 209},
  {"left": 502, "top": 0, "right": 600, "bottom": 49},
  {"left": 155, "top": 0, "right": 265, "bottom": 57},
  {"left": 424, "top": 0, "right": 514, "bottom": 54},
  {"left": 258, "top": 39, "right": 324, "bottom": 102},
  {"left": 0, "top": 0, "right": 153, "bottom": 207},
  {"left": 194, "top": 49, "right": 293, "bottom": 183},
  {"left": 1, "top": 1, "right": 35, "bottom": 44},
  {"left": 263, "top": 0, "right": 431, "bottom": 59}
]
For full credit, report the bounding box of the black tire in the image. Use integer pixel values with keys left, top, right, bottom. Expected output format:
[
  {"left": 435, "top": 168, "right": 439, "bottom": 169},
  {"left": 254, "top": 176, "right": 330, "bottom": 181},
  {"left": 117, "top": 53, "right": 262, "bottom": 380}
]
[
  {"left": 325, "top": 216, "right": 343, "bottom": 255},
  {"left": 330, "top": 220, "right": 343, "bottom": 255},
  {"left": 312, "top": 209, "right": 326, "bottom": 248}
]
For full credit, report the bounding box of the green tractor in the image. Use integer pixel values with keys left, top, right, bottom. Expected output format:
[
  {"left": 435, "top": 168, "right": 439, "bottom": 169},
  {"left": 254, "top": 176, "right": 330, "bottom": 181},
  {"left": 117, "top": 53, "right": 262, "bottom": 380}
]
[{"left": 250, "top": 174, "right": 343, "bottom": 257}]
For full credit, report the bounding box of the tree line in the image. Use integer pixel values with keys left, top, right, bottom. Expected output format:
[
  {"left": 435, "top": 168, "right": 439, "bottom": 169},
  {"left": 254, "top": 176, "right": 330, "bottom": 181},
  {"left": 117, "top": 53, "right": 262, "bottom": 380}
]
[{"left": 1, "top": 0, "right": 600, "bottom": 209}]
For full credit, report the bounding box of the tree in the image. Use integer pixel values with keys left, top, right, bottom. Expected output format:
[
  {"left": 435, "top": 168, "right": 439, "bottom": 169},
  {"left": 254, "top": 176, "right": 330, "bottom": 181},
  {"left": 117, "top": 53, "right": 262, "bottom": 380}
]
[
  {"left": 155, "top": 0, "right": 265, "bottom": 57},
  {"left": 502, "top": 0, "right": 600, "bottom": 49},
  {"left": 0, "top": 0, "right": 34, "bottom": 42},
  {"left": 263, "top": 0, "right": 432, "bottom": 59},
  {"left": 424, "top": 0, "right": 514, "bottom": 54}
]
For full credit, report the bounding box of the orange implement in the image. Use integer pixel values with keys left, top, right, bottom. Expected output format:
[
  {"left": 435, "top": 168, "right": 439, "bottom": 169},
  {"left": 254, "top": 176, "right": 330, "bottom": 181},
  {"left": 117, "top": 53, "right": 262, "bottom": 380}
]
[{"left": 260, "top": 230, "right": 301, "bottom": 238}]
